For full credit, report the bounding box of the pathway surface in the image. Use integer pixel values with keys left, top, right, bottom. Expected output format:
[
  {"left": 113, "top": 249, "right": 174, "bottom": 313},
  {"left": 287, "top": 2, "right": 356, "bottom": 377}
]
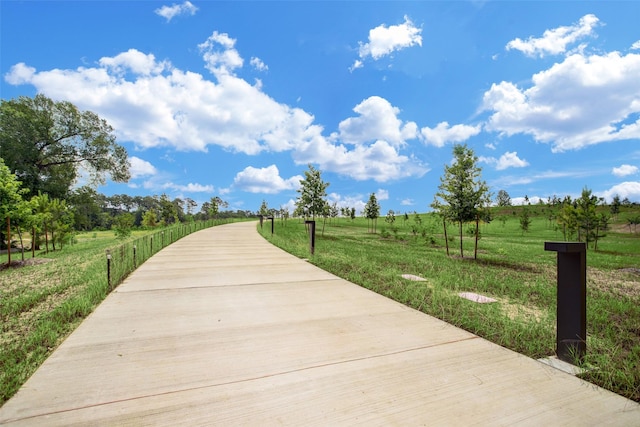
[{"left": 1, "top": 221, "right": 639, "bottom": 426}]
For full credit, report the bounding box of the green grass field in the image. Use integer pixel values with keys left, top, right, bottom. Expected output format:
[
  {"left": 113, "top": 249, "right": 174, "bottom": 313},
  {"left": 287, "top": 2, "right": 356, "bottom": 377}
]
[
  {"left": 1, "top": 213, "right": 638, "bottom": 405},
  {"left": 259, "top": 211, "right": 640, "bottom": 403}
]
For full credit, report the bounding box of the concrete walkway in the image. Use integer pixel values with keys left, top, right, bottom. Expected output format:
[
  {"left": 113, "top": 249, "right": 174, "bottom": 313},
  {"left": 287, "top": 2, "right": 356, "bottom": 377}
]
[{"left": 1, "top": 221, "right": 639, "bottom": 426}]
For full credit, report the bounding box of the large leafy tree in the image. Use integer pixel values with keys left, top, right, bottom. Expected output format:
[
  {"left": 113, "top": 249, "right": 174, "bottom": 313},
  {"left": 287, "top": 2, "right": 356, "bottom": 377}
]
[
  {"left": 431, "top": 144, "right": 490, "bottom": 258},
  {"left": 295, "top": 164, "right": 329, "bottom": 220},
  {"left": 0, "top": 94, "right": 130, "bottom": 199}
]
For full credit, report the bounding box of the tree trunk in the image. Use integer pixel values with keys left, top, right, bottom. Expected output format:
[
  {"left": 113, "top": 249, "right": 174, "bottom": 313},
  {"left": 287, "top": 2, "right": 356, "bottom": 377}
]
[
  {"left": 474, "top": 215, "right": 479, "bottom": 260},
  {"left": 44, "top": 223, "right": 49, "bottom": 254},
  {"left": 459, "top": 220, "right": 463, "bottom": 258},
  {"left": 6, "top": 216, "right": 11, "bottom": 266},
  {"left": 17, "top": 226, "right": 25, "bottom": 261},
  {"left": 443, "top": 218, "right": 449, "bottom": 256},
  {"left": 32, "top": 227, "right": 36, "bottom": 258}
]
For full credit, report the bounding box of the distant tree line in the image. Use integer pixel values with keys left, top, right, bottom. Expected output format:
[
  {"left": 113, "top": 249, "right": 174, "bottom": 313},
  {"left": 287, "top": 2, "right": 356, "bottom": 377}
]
[{"left": 0, "top": 95, "right": 255, "bottom": 258}]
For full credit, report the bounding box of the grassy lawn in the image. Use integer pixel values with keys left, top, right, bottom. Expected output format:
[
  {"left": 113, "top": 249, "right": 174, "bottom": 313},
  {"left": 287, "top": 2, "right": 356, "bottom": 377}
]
[{"left": 259, "top": 212, "right": 640, "bottom": 403}]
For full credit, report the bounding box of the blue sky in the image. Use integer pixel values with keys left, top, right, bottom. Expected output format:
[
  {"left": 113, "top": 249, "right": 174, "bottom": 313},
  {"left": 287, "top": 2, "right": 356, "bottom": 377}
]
[{"left": 2, "top": 1, "right": 640, "bottom": 214}]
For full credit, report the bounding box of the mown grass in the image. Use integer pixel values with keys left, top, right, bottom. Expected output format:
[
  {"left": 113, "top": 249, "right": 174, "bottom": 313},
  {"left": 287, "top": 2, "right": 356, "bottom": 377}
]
[
  {"left": 0, "top": 221, "right": 226, "bottom": 405},
  {"left": 259, "top": 213, "right": 640, "bottom": 403}
]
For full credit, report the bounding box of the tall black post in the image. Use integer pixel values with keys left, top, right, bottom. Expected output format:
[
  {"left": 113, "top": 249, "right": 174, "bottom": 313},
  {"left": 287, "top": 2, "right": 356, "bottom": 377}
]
[
  {"left": 305, "top": 220, "right": 316, "bottom": 255},
  {"left": 544, "top": 242, "right": 587, "bottom": 363},
  {"left": 106, "top": 249, "right": 112, "bottom": 289},
  {"left": 267, "top": 216, "right": 274, "bottom": 234}
]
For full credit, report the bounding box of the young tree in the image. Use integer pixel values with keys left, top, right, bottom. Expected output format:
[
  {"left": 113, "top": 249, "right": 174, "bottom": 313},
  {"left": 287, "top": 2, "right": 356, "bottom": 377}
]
[
  {"left": 157, "top": 194, "right": 178, "bottom": 225},
  {"left": 113, "top": 213, "right": 135, "bottom": 240},
  {"left": 364, "top": 193, "right": 380, "bottom": 233},
  {"left": 31, "top": 192, "right": 53, "bottom": 253},
  {"left": 48, "top": 197, "right": 73, "bottom": 250},
  {"left": 557, "top": 203, "right": 578, "bottom": 240},
  {"left": 385, "top": 209, "right": 396, "bottom": 226},
  {"left": 496, "top": 190, "right": 512, "bottom": 207},
  {"left": 142, "top": 210, "right": 158, "bottom": 228},
  {"left": 0, "top": 94, "right": 130, "bottom": 199},
  {"left": 519, "top": 207, "right": 531, "bottom": 233},
  {"left": 610, "top": 194, "right": 621, "bottom": 220},
  {"left": 575, "top": 187, "right": 599, "bottom": 247},
  {"left": 208, "top": 196, "right": 228, "bottom": 220},
  {"left": 295, "top": 164, "right": 329, "bottom": 220},
  {"left": 0, "top": 159, "right": 29, "bottom": 264},
  {"left": 431, "top": 144, "right": 490, "bottom": 258},
  {"left": 258, "top": 200, "right": 270, "bottom": 217}
]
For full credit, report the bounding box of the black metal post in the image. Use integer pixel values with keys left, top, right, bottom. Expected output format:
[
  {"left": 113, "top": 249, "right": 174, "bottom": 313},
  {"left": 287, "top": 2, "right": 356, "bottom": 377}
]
[
  {"left": 133, "top": 244, "right": 137, "bottom": 268},
  {"left": 106, "top": 249, "right": 112, "bottom": 289},
  {"left": 544, "top": 242, "right": 587, "bottom": 363},
  {"left": 305, "top": 220, "right": 316, "bottom": 255},
  {"left": 267, "top": 216, "right": 274, "bottom": 234}
]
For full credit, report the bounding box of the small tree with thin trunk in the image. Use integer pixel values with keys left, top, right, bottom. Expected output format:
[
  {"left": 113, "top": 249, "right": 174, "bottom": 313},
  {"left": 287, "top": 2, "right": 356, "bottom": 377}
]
[
  {"left": 295, "top": 164, "right": 329, "bottom": 220},
  {"left": 364, "top": 193, "right": 380, "bottom": 233},
  {"left": 431, "top": 144, "right": 489, "bottom": 259}
]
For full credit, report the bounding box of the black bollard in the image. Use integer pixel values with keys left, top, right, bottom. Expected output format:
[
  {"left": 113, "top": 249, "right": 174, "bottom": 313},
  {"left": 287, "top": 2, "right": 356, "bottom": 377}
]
[
  {"left": 267, "top": 216, "right": 274, "bottom": 235},
  {"left": 305, "top": 220, "right": 316, "bottom": 255},
  {"left": 544, "top": 242, "right": 587, "bottom": 363}
]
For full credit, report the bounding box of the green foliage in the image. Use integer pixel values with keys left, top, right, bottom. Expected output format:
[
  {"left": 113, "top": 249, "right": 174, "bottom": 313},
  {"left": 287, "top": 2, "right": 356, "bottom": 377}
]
[
  {"left": 0, "top": 94, "right": 130, "bottom": 199},
  {"left": 431, "top": 144, "right": 490, "bottom": 258},
  {"left": 496, "top": 189, "right": 512, "bottom": 207},
  {"left": 385, "top": 209, "right": 396, "bottom": 225},
  {"left": 364, "top": 193, "right": 380, "bottom": 233},
  {"left": 519, "top": 207, "right": 531, "bottom": 233},
  {"left": 295, "top": 164, "right": 329, "bottom": 219},
  {"left": 113, "top": 213, "right": 134, "bottom": 239},
  {"left": 142, "top": 210, "right": 158, "bottom": 228},
  {"left": 610, "top": 194, "right": 621, "bottom": 218},
  {"left": 258, "top": 199, "right": 270, "bottom": 216}
]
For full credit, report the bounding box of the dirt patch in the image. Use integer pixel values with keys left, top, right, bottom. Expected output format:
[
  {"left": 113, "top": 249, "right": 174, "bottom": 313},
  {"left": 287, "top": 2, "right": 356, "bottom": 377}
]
[
  {"left": 0, "top": 258, "right": 54, "bottom": 271},
  {"left": 589, "top": 268, "right": 640, "bottom": 298}
]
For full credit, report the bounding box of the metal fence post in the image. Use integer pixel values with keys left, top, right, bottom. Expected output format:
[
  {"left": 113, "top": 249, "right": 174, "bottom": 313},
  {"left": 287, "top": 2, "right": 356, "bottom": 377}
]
[
  {"left": 106, "top": 249, "right": 112, "bottom": 289},
  {"left": 544, "top": 242, "right": 587, "bottom": 363}
]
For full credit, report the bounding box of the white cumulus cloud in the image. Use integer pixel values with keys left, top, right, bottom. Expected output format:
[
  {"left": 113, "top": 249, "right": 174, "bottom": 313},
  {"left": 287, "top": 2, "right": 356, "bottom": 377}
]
[
  {"left": 233, "top": 165, "right": 302, "bottom": 194},
  {"left": 155, "top": 1, "right": 198, "bottom": 22},
  {"left": 4, "top": 35, "right": 428, "bottom": 184},
  {"left": 250, "top": 57, "right": 268, "bottom": 72},
  {"left": 351, "top": 15, "right": 422, "bottom": 70},
  {"left": 496, "top": 151, "right": 529, "bottom": 170},
  {"left": 420, "top": 122, "right": 481, "bottom": 147},
  {"left": 338, "top": 96, "right": 417, "bottom": 148},
  {"left": 482, "top": 50, "right": 640, "bottom": 152},
  {"left": 376, "top": 189, "right": 389, "bottom": 200},
  {"left": 129, "top": 156, "right": 157, "bottom": 179},
  {"left": 599, "top": 181, "right": 640, "bottom": 203},
  {"left": 199, "top": 31, "right": 244, "bottom": 76},
  {"left": 506, "top": 14, "right": 599, "bottom": 58},
  {"left": 612, "top": 164, "right": 639, "bottom": 177}
]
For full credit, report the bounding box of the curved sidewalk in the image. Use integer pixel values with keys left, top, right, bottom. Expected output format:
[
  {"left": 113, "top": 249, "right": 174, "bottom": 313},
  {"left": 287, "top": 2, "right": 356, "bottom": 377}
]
[{"left": 1, "top": 221, "right": 638, "bottom": 425}]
